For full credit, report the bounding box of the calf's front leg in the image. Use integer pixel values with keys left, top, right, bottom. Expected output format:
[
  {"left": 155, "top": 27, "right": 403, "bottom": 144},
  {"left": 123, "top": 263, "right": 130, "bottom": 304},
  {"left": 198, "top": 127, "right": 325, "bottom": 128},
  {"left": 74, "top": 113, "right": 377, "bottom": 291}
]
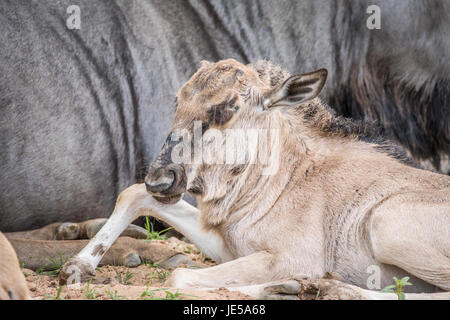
[{"left": 59, "top": 183, "right": 232, "bottom": 284}]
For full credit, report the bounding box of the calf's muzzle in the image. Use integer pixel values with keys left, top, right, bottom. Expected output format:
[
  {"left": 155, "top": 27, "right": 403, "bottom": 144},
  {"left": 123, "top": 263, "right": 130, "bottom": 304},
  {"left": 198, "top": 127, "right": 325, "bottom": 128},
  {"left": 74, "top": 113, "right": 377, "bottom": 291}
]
[{"left": 145, "top": 163, "right": 187, "bottom": 204}]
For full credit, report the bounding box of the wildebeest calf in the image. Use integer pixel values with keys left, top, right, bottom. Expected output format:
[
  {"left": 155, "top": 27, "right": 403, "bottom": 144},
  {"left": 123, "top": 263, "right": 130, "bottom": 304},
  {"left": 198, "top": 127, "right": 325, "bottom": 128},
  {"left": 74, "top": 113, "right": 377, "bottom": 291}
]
[{"left": 60, "top": 59, "right": 450, "bottom": 299}]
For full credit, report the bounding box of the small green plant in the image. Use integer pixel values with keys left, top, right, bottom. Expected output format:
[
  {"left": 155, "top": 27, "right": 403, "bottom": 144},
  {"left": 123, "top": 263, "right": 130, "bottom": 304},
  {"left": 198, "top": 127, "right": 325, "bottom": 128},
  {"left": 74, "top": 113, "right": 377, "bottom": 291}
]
[
  {"left": 140, "top": 285, "right": 158, "bottom": 299},
  {"left": 19, "top": 261, "right": 31, "bottom": 276},
  {"left": 36, "top": 253, "right": 68, "bottom": 276},
  {"left": 140, "top": 281, "right": 157, "bottom": 299},
  {"left": 105, "top": 289, "right": 125, "bottom": 300},
  {"left": 84, "top": 280, "right": 98, "bottom": 300},
  {"left": 147, "top": 269, "right": 169, "bottom": 285},
  {"left": 114, "top": 268, "right": 134, "bottom": 285},
  {"left": 42, "top": 285, "right": 65, "bottom": 300},
  {"left": 315, "top": 288, "right": 321, "bottom": 299},
  {"left": 140, "top": 284, "right": 190, "bottom": 300},
  {"left": 144, "top": 217, "right": 174, "bottom": 241},
  {"left": 163, "top": 290, "right": 184, "bottom": 300},
  {"left": 156, "top": 269, "right": 169, "bottom": 280},
  {"left": 381, "top": 276, "right": 412, "bottom": 300},
  {"left": 142, "top": 259, "right": 158, "bottom": 268},
  {"left": 200, "top": 252, "right": 214, "bottom": 264}
]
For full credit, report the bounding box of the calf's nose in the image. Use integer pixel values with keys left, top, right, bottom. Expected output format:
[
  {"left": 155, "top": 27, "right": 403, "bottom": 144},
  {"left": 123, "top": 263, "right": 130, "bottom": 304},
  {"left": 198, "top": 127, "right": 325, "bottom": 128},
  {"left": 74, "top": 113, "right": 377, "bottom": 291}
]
[{"left": 145, "top": 167, "right": 175, "bottom": 194}]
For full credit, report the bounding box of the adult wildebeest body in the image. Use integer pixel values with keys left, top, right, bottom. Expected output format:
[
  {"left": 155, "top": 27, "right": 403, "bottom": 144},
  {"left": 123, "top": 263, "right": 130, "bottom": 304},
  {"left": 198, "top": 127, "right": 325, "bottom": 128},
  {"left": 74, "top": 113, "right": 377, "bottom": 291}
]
[{"left": 1, "top": 0, "right": 449, "bottom": 232}]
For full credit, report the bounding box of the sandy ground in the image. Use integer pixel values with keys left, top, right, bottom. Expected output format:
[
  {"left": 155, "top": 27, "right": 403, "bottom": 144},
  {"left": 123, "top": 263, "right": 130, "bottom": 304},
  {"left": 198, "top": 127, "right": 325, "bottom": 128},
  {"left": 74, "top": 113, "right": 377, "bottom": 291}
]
[{"left": 23, "top": 237, "right": 253, "bottom": 300}]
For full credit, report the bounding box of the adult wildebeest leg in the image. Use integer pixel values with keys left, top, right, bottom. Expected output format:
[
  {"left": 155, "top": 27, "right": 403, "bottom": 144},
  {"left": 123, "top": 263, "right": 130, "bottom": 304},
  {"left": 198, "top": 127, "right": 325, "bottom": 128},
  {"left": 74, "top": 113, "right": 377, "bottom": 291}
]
[
  {"left": 370, "top": 192, "right": 450, "bottom": 291},
  {"left": 5, "top": 219, "right": 148, "bottom": 241},
  {"left": 5, "top": 222, "right": 81, "bottom": 240},
  {"left": 5, "top": 218, "right": 151, "bottom": 271},
  {"left": 8, "top": 237, "right": 181, "bottom": 271},
  {"left": 59, "top": 184, "right": 232, "bottom": 283}
]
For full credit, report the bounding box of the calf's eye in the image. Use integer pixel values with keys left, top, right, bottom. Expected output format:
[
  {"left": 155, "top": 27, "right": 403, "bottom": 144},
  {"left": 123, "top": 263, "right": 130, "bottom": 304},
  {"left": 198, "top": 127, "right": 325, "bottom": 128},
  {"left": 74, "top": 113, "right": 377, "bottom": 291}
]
[{"left": 206, "top": 96, "right": 239, "bottom": 126}]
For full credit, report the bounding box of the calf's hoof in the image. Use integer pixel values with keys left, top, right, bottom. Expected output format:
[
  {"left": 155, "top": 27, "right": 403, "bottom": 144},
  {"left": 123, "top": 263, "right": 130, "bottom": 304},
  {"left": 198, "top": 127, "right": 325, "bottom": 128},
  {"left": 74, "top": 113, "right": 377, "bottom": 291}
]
[
  {"left": 262, "top": 280, "right": 301, "bottom": 300},
  {"left": 58, "top": 258, "right": 95, "bottom": 285}
]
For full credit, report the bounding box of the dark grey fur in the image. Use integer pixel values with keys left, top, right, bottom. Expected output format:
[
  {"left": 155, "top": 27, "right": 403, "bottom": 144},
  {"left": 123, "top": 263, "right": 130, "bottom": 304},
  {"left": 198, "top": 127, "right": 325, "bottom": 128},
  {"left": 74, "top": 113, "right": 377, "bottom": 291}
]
[{"left": 1, "top": 0, "right": 448, "bottom": 231}]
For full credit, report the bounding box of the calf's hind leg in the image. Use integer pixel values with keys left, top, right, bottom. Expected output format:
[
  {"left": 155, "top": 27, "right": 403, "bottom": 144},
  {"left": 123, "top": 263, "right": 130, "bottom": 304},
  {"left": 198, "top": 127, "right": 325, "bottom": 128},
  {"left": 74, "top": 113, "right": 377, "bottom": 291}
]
[
  {"left": 163, "top": 254, "right": 389, "bottom": 300},
  {"left": 370, "top": 195, "right": 450, "bottom": 291},
  {"left": 223, "top": 278, "right": 450, "bottom": 300}
]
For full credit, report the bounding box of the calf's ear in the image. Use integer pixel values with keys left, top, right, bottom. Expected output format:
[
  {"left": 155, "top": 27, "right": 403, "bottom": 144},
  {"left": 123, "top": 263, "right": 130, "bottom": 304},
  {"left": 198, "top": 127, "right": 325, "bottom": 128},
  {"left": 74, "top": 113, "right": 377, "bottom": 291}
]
[{"left": 263, "top": 69, "right": 327, "bottom": 108}]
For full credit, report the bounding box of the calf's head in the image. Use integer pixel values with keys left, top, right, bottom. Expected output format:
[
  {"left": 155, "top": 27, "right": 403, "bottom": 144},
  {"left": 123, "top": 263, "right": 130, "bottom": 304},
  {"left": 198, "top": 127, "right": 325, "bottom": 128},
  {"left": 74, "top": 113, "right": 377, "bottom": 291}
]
[{"left": 145, "top": 59, "right": 327, "bottom": 204}]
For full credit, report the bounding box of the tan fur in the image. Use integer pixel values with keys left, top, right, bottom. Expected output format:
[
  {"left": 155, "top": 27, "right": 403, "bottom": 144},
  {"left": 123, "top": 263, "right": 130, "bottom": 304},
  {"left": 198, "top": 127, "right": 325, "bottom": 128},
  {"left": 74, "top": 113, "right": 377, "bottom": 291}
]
[
  {"left": 0, "top": 232, "right": 31, "bottom": 300},
  {"left": 161, "top": 59, "right": 450, "bottom": 293}
]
